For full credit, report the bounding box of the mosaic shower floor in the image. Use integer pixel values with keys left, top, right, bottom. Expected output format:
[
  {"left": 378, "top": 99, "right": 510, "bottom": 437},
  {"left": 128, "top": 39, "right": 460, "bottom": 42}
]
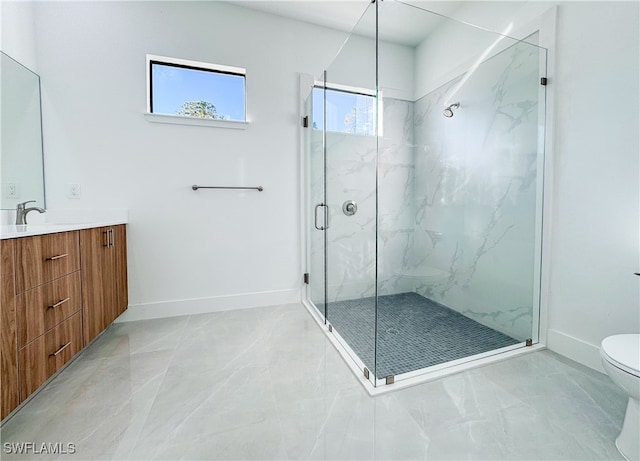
[{"left": 323, "top": 292, "right": 519, "bottom": 378}]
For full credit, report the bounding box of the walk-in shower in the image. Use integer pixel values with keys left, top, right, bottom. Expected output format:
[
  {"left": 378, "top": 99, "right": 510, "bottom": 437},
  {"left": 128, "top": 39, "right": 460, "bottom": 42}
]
[{"left": 302, "top": 0, "right": 547, "bottom": 388}]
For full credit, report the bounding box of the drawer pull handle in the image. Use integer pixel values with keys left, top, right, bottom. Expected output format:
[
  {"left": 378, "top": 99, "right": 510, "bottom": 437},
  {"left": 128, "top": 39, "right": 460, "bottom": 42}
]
[
  {"left": 48, "top": 297, "right": 70, "bottom": 309},
  {"left": 50, "top": 342, "right": 72, "bottom": 357},
  {"left": 46, "top": 253, "right": 69, "bottom": 261}
]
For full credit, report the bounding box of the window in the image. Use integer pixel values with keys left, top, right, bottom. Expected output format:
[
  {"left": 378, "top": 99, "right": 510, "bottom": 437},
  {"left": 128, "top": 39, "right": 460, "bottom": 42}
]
[
  {"left": 312, "top": 85, "right": 377, "bottom": 136},
  {"left": 147, "top": 55, "right": 246, "bottom": 125}
]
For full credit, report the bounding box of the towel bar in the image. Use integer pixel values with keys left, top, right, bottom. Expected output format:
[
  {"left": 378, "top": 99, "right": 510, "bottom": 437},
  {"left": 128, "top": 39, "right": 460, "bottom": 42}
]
[{"left": 192, "top": 185, "right": 263, "bottom": 192}]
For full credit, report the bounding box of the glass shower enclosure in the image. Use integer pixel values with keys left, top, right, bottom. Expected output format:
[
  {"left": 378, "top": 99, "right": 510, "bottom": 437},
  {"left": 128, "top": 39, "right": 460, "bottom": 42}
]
[{"left": 303, "top": 0, "right": 547, "bottom": 388}]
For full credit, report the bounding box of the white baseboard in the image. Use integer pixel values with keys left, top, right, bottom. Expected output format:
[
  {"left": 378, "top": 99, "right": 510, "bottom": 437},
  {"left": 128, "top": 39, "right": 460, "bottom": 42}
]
[
  {"left": 115, "top": 288, "right": 301, "bottom": 322},
  {"left": 546, "top": 328, "right": 604, "bottom": 373}
]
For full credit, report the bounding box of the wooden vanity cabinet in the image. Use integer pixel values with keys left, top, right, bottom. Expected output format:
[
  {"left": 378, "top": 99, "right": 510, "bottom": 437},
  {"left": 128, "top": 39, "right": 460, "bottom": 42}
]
[
  {"left": 1, "top": 239, "right": 19, "bottom": 420},
  {"left": 18, "top": 311, "right": 83, "bottom": 400},
  {"left": 80, "top": 225, "right": 128, "bottom": 345},
  {"left": 16, "top": 271, "right": 83, "bottom": 348},
  {"left": 12, "top": 230, "right": 83, "bottom": 412},
  {"left": 0, "top": 224, "right": 127, "bottom": 420},
  {"left": 15, "top": 231, "right": 80, "bottom": 293}
]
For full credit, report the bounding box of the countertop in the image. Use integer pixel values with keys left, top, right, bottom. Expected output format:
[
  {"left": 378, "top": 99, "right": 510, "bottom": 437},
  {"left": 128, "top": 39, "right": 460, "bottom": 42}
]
[{"left": 0, "top": 220, "right": 128, "bottom": 240}]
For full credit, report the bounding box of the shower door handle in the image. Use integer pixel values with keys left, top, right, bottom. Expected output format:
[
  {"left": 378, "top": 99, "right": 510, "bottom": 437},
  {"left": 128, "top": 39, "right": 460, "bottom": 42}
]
[
  {"left": 314, "top": 203, "right": 328, "bottom": 230},
  {"left": 314, "top": 204, "right": 323, "bottom": 230}
]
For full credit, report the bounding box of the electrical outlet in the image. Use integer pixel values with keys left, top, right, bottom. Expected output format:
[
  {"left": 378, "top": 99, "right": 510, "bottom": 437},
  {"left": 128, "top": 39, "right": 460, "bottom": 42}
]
[
  {"left": 68, "top": 183, "right": 81, "bottom": 199},
  {"left": 7, "top": 182, "right": 19, "bottom": 198}
]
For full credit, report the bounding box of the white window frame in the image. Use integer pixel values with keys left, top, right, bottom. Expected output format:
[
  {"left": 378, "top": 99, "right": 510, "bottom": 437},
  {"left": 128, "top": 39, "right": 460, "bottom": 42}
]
[{"left": 144, "top": 54, "right": 248, "bottom": 129}]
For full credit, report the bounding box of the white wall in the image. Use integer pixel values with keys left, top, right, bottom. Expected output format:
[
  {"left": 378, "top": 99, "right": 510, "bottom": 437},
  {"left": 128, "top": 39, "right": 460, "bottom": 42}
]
[
  {"left": 329, "top": 33, "right": 415, "bottom": 100},
  {"left": 546, "top": 1, "right": 639, "bottom": 370},
  {"left": 412, "top": 1, "right": 553, "bottom": 99},
  {"left": 419, "top": 1, "right": 640, "bottom": 371},
  {"left": 0, "top": 0, "right": 38, "bottom": 71},
  {"left": 30, "top": 1, "right": 355, "bottom": 317}
]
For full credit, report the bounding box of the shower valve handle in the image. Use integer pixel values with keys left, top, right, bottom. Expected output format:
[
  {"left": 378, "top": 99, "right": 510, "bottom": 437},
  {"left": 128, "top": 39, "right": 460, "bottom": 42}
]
[{"left": 342, "top": 200, "right": 358, "bottom": 216}]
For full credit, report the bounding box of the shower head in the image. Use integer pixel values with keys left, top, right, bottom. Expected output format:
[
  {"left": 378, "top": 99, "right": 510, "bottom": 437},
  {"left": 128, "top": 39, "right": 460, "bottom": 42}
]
[{"left": 443, "top": 102, "right": 460, "bottom": 118}]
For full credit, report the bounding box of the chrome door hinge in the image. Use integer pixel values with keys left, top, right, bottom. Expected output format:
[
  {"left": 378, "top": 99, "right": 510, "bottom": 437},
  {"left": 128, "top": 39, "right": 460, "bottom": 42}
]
[
  {"left": 303, "top": 273, "right": 309, "bottom": 284},
  {"left": 540, "top": 77, "right": 548, "bottom": 86},
  {"left": 302, "top": 116, "right": 309, "bottom": 127}
]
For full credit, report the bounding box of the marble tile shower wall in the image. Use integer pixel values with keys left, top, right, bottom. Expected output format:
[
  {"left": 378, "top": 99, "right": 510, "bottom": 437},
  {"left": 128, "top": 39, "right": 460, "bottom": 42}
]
[
  {"left": 308, "top": 40, "right": 541, "bottom": 343},
  {"left": 325, "top": 128, "right": 377, "bottom": 302},
  {"left": 412, "top": 40, "right": 542, "bottom": 341},
  {"left": 309, "top": 100, "right": 415, "bottom": 304},
  {"left": 377, "top": 98, "right": 416, "bottom": 296}
]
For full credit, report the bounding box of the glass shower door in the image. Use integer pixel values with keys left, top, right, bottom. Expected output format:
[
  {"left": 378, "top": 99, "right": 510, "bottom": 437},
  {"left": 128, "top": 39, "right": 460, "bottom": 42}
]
[
  {"left": 323, "top": 3, "right": 379, "bottom": 382},
  {"left": 304, "top": 77, "right": 326, "bottom": 320}
]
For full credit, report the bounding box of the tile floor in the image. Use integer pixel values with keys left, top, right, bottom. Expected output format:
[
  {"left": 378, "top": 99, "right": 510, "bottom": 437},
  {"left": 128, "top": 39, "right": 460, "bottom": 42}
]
[{"left": 0, "top": 303, "right": 628, "bottom": 460}]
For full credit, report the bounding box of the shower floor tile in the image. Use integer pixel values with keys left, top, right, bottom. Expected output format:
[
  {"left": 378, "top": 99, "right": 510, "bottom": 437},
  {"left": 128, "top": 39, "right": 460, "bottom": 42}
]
[{"left": 326, "top": 292, "right": 519, "bottom": 378}]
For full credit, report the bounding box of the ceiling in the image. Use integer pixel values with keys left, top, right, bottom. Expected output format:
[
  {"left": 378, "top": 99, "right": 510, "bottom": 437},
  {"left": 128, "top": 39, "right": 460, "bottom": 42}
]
[{"left": 229, "top": 1, "right": 465, "bottom": 47}]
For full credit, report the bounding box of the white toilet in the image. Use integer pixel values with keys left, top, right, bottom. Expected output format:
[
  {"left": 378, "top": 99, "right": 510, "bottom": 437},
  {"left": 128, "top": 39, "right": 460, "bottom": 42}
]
[{"left": 600, "top": 334, "right": 640, "bottom": 460}]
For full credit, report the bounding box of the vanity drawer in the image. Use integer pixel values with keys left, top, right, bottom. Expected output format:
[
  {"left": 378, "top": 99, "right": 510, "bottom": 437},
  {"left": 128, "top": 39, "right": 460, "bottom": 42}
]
[
  {"left": 18, "top": 311, "right": 82, "bottom": 401},
  {"left": 15, "top": 231, "right": 80, "bottom": 293},
  {"left": 16, "top": 272, "right": 82, "bottom": 348}
]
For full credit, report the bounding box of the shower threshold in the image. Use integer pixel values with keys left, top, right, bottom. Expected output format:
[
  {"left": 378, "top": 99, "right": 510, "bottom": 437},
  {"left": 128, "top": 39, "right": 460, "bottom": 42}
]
[{"left": 303, "top": 292, "right": 542, "bottom": 395}]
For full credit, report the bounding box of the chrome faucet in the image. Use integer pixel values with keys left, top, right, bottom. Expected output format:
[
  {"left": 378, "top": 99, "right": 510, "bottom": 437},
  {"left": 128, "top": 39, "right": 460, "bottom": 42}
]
[{"left": 15, "top": 200, "right": 45, "bottom": 225}]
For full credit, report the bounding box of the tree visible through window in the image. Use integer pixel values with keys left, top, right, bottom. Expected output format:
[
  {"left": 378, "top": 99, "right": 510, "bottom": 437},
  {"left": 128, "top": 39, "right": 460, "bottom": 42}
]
[
  {"left": 176, "top": 101, "right": 223, "bottom": 119},
  {"left": 312, "top": 86, "right": 376, "bottom": 136},
  {"left": 148, "top": 56, "right": 246, "bottom": 122}
]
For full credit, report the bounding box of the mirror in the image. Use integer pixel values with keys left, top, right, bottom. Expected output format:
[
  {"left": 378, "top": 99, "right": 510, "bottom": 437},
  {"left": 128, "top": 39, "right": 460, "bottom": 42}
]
[{"left": 0, "top": 51, "right": 46, "bottom": 210}]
